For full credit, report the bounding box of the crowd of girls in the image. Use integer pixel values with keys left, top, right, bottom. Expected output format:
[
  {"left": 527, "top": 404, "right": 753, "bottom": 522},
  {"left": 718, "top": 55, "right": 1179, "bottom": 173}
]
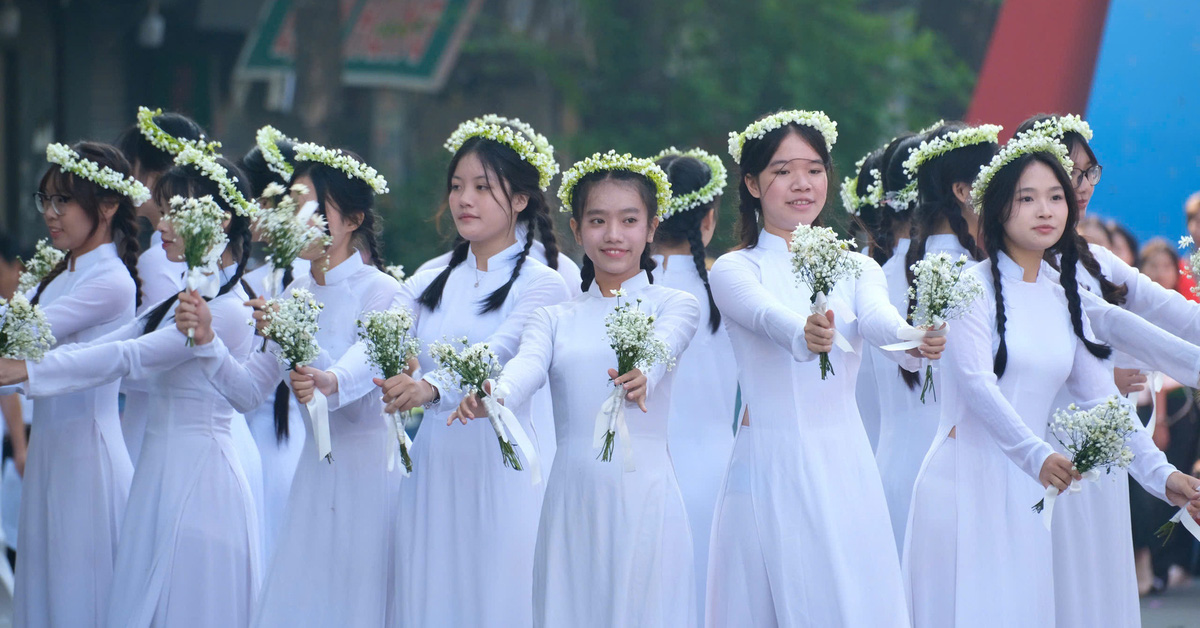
[{"left": 0, "top": 105, "right": 1197, "bottom": 628}]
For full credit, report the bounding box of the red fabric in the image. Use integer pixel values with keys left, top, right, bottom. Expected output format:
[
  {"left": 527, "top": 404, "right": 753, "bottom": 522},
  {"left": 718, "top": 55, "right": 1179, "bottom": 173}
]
[
  {"left": 1178, "top": 258, "right": 1199, "bottom": 302},
  {"left": 966, "top": 0, "right": 1111, "bottom": 139}
]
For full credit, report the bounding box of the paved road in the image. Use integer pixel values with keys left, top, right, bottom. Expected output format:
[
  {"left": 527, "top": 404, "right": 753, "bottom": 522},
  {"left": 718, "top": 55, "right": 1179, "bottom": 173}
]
[{"left": 1143, "top": 580, "right": 1200, "bottom": 628}]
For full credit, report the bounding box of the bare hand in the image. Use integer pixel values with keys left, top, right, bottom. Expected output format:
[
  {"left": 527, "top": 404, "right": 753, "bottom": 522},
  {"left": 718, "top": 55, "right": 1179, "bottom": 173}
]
[
  {"left": 374, "top": 374, "right": 437, "bottom": 414},
  {"left": 0, "top": 358, "right": 29, "bottom": 387},
  {"left": 1165, "top": 472, "right": 1200, "bottom": 520},
  {"left": 804, "top": 309, "right": 835, "bottom": 355},
  {"left": 175, "top": 290, "right": 214, "bottom": 345},
  {"left": 449, "top": 381, "right": 492, "bottom": 425},
  {"left": 915, "top": 326, "right": 947, "bottom": 361},
  {"left": 1113, "top": 367, "right": 1147, "bottom": 396},
  {"left": 609, "top": 367, "right": 648, "bottom": 413},
  {"left": 289, "top": 366, "right": 337, "bottom": 404},
  {"left": 1039, "top": 453, "right": 1083, "bottom": 492}
]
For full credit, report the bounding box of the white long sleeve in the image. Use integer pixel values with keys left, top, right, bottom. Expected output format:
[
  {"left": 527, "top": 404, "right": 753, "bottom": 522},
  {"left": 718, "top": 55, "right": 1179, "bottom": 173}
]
[
  {"left": 39, "top": 266, "right": 135, "bottom": 342},
  {"left": 1076, "top": 288, "right": 1200, "bottom": 387},
  {"left": 642, "top": 289, "right": 700, "bottom": 397},
  {"left": 493, "top": 308, "right": 555, "bottom": 409},
  {"left": 853, "top": 255, "right": 922, "bottom": 372},
  {"left": 1091, "top": 244, "right": 1200, "bottom": 342},
  {"left": 709, "top": 253, "right": 813, "bottom": 363},
  {"left": 948, "top": 290, "right": 1055, "bottom": 482}
]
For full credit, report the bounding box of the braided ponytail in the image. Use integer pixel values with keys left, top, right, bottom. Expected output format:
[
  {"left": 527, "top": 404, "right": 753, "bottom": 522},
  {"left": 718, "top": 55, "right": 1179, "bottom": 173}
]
[
  {"left": 418, "top": 239, "right": 470, "bottom": 311},
  {"left": 655, "top": 152, "right": 721, "bottom": 333},
  {"left": 1059, "top": 238, "right": 1113, "bottom": 360}
]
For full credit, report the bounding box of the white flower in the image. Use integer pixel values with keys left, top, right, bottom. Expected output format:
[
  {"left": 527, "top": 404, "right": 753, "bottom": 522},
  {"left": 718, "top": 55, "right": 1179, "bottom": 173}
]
[
  {"left": 788, "top": 223, "right": 863, "bottom": 297},
  {"left": 17, "top": 239, "right": 65, "bottom": 295},
  {"left": 357, "top": 307, "right": 420, "bottom": 378},
  {"left": 971, "top": 135, "right": 1074, "bottom": 213},
  {"left": 173, "top": 146, "right": 259, "bottom": 217},
  {"left": 1015, "top": 114, "right": 1093, "bottom": 143},
  {"left": 165, "top": 196, "right": 229, "bottom": 273},
  {"left": 445, "top": 117, "right": 559, "bottom": 191},
  {"left": 907, "top": 253, "right": 984, "bottom": 329},
  {"left": 653, "top": 147, "right": 728, "bottom": 219},
  {"left": 256, "top": 125, "right": 297, "bottom": 181},
  {"left": 1048, "top": 396, "right": 1137, "bottom": 475},
  {"left": 0, "top": 294, "right": 55, "bottom": 361},
  {"left": 293, "top": 142, "right": 389, "bottom": 195},
  {"left": 728, "top": 110, "right": 838, "bottom": 164},
  {"left": 429, "top": 337, "right": 501, "bottom": 396},
  {"left": 136, "top": 106, "right": 221, "bottom": 156},
  {"left": 253, "top": 187, "right": 330, "bottom": 276},
  {"left": 605, "top": 293, "right": 675, "bottom": 375},
  {"left": 45, "top": 143, "right": 151, "bottom": 207},
  {"left": 262, "top": 288, "right": 323, "bottom": 369},
  {"left": 557, "top": 151, "right": 672, "bottom": 217},
  {"left": 903, "top": 124, "right": 1003, "bottom": 180},
  {"left": 386, "top": 265, "right": 407, "bottom": 283},
  {"left": 1178, "top": 237, "right": 1200, "bottom": 297}
]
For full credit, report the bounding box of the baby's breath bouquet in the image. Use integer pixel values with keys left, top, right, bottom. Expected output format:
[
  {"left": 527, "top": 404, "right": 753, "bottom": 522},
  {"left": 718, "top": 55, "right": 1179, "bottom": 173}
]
[
  {"left": 1034, "top": 397, "right": 1136, "bottom": 529},
  {"left": 357, "top": 307, "right": 421, "bottom": 474},
  {"left": 17, "top": 239, "right": 64, "bottom": 295},
  {"left": 166, "top": 195, "right": 228, "bottom": 345},
  {"left": 0, "top": 294, "right": 55, "bottom": 361},
  {"left": 907, "top": 253, "right": 983, "bottom": 402},
  {"left": 789, "top": 223, "right": 862, "bottom": 379},
  {"left": 261, "top": 288, "right": 330, "bottom": 462},
  {"left": 596, "top": 289, "right": 675, "bottom": 468},
  {"left": 253, "top": 183, "right": 329, "bottom": 299},
  {"left": 386, "top": 264, "right": 407, "bottom": 283},
  {"left": 430, "top": 337, "right": 530, "bottom": 472},
  {"left": 1179, "top": 236, "right": 1200, "bottom": 298}
]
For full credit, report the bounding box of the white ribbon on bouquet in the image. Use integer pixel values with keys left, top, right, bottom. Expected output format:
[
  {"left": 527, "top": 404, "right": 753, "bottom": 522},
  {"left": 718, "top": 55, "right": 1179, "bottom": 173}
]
[
  {"left": 1040, "top": 469, "right": 1101, "bottom": 531},
  {"left": 481, "top": 392, "right": 542, "bottom": 486}
]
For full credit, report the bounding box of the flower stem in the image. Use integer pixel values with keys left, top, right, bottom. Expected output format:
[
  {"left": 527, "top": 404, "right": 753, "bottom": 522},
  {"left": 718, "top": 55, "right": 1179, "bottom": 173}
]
[
  {"left": 819, "top": 352, "right": 834, "bottom": 380},
  {"left": 1032, "top": 498, "right": 1045, "bottom": 514},
  {"left": 1156, "top": 520, "right": 1177, "bottom": 544},
  {"left": 498, "top": 436, "right": 523, "bottom": 470},
  {"left": 399, "top": 443, "right": 413, "bottom": 474},
  {"left": 920, "top": 364, "right": 936, "bottom": 403},
  {"left": 598, "top": 430, "right": 616, "bottom": 462}
]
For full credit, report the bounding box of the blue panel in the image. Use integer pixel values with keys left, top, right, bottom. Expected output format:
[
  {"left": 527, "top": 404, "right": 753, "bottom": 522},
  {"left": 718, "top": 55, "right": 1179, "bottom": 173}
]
[{"left": 1084, "top": 0, "right": 1200, "bottom": 246}]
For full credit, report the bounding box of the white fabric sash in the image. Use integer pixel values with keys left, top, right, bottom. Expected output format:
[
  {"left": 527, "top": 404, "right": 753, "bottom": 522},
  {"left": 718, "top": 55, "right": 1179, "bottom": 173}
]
[{"left": 1040, "top": 469, "right": 1101, "bottom": 530}]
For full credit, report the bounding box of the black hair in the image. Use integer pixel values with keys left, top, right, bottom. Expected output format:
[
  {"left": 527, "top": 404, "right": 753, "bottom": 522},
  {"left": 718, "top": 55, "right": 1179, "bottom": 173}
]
[
  {"left": 0, "top": 234, "right": 18, "bottom": 265},
  {"left": 417, "top": 133, "right": 559, "bottom": 313},
  {"left": 1107, "top": 220, "right": 1140, "bottom": 267},
  {"left": 735, "top": 116, "right": 833, "bottom": 249},
  {"left": 851, "top": 149, "right": 888, "bottom": 263},
  {"left": 979, "top": 150, "right": 1111, "bottom": 377},
  {"left": 293, "top": 152, "right": 386, "bottom": 273},
  {"left": 655, "top": 152, "right": 721, "bottom": 333},
  {"left": 115, "top": 111, "right": 209, "bottom": 175},
  {"left": 241, "top": 140, "right": 298, "bottom": 199},
  {"left": 32, "top": 142, "right": 142, "bottom": 308},
  {"left": 1013, "top": 114, "right": 1126, "bottom": 306},
  {"left": 898, "top": 122, "right": 996, "bottom": 390},
  {"left": 140, "top": 156, "right": 254, "bottom": 335},
  {"left": 872, "top": 133, "right": 923, "bottom": 263},
  {"left": 570, "top": 169, "right": 659, "bottom": 292}
]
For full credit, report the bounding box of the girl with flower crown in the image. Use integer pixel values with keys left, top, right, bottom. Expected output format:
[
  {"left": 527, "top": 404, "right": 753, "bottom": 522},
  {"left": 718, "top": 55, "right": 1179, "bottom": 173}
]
[
  {"left": 237, "top": 127, "right": 310, "bottom": 562},
  {"left": 176, "top": 145, "right": 400, "bottom": 627},
  {"left": 650, "top": 147, "right": 737, "bottom": 617},
  {"left": 703, "top": 111, "right": 945, "bottom": 627},
  {"left": 902, "top": 135, "right": 1200, "bottom": 626},
  {"left": 872, "top": 121, "right": 1000, "bottom": 552},
  {"left": 363, "top": 117, "right": 569, "bottom": 627},
  {"left": 449, "top": 150, "right": 699, "bottom": 626},
  {"left": 1007, "top": 114, "right": 1200, "bottom": 627},
  {"left": 1, "top": 141, "right": 143, "bottom": 627},
  {"left": 414, "top": 116, "right": 581, "bottom": 469},
  {"left": 1, "top": 155, "right": 263, "bottom": 626}
]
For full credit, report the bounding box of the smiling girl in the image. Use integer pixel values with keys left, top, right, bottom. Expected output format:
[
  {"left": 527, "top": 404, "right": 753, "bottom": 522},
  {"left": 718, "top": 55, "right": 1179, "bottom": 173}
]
[
  {"left": 451, "top": 150, "right": 700, "bottom": 626},
  {"left": 704, "top": 110, "right": 944, "bottom": 627}
]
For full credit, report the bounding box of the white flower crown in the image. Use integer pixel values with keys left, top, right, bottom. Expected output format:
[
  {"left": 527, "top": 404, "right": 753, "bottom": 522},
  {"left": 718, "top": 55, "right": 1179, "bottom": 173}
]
[
  {"left": 256, "top": 125, "right": 298, "bottom": 181},
  {"left": 970, "top": 135, "right": 1074, "bottom": 213},
  {"left": 45, "top": 143, "right": 152, "bottom": 207},
  {"left": 443, "top": 117, "right": 559, "bottom": 191},
  {"left": 174, "top": 145, "right": 259, "bottom": 217},
  {"left": 1017, "top": 114, "right": 1094, "bottom": 143},
  {"left": 136, "top": 107, "right": 220, "bottom": 157},
  {"left": 728, "top": 110, "right": 838, "bottom": 165},
  {"left": 654, "top": 146, "right": 728, "bottom": 220},
  {"left": 839, "top": 154, "right": 884, "bottom": 216},
  {"left": 293, "top": 142, "right": 390, "bottom": 195},
  {"left": 557, "top": 151, "right": 673, "bottom": 218},
  {"left": 899, "top": 123, "right": 1003, "bottom": 204}
]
